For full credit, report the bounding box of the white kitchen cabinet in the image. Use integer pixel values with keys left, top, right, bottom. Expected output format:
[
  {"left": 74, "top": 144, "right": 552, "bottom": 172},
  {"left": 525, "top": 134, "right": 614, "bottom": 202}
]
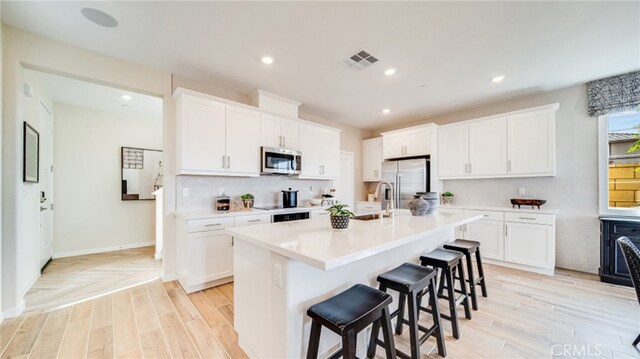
[
  {"left": 260, "top": 114, "right": 300, "bottom": 150},
  {"left": 466, "top": 220, "right": 504, "bottom": 261},
  {"left": 234, "top": 214, "right": 272, "bottom": 227},
  {"left": 226, "top": 105, "right": 261, "bottom": 176},
  {"left": 382, "top": 124, "right": 435, "bottom": 160},
  {"left": 311, "top": 208, "right": 329, "bottom": 218},
  {"left": 468, "top": 117, "right": 507, "bottom": 176},
  {"left": 507, "top": 110, "right": 555, "bottom": 176},
  {"left": 355, "top": 201, "right": 381, "bottom": 214},
  {"left": 437, "top": 124, "right": 468, "bottom": 178},
  {"left": 362, "top": 137, "right": 383, "bottom": 181},
  {"left": 176, "top": 94, "right": 227, "bottom": 174},
  {"left": 505, "top": 222, "right": 554, "bottom": 269},
  {"left": 299, "top": 122, "right": 341, "bottom": 179}
]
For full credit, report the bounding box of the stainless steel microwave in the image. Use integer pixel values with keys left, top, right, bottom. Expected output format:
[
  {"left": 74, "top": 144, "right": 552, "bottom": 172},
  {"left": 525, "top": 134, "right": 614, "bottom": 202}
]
[{"left": 261, "top": 147, "right": 302, "bottom": 175}]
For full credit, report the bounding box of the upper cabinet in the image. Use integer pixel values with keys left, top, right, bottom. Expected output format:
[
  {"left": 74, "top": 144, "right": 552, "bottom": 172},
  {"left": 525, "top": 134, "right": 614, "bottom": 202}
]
[
  {"left": 260, "top": 114, "right": 300, "bottom": 150},
  {"left": 362, "top": 137, "right": 383, "bottom": 182},
  {"left": 299, "top": 122, "right": 340, "bottom": 179},
  {"left": 176, "top": 91, "right": 261, "bottom": 177},
  {"left": 381, "top": 124, "right": 436, "bottom": 160},
  {"left": 437, "top": 104, "right": 558, "bottom": 180}
]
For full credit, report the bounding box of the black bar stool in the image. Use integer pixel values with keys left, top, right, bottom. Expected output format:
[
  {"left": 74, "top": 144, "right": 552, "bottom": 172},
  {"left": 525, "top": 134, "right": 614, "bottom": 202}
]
[
  {"left": 367, "top": 263, "right": 446, "bottom": 359},
  {"left": 443, "top": 239, "right": 488, "bottom": 311},
  {"left": 306, "top": 284, "right": 397, "bottom": 359},
  {"left": 420, "top": 249, "right": 471, "bottom": 339}
]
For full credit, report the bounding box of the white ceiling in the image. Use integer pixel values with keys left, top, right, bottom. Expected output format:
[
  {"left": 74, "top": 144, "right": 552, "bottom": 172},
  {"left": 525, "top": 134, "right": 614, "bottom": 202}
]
[
  {"left": 4, "top": 1, "right": 639, "bottom": 129},
  {"left": 27, "top": 69, "right": 163, "bottom": 120}
]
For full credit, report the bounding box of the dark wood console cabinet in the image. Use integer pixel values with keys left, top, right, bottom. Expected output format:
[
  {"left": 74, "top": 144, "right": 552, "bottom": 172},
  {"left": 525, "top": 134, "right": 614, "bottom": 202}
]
[{"left": 600, "top": 217, "right": 640, "bottom": 287}]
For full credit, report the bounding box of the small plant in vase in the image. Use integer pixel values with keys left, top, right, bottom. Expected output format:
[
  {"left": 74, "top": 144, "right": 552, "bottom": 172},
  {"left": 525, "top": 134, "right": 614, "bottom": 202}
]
[
  {"left": 240, "top": 193, "right": 254, "bottom": 208},
  {"left": 441, "top": 192, "right": 454, "bottom": 205},
  {"left": 326, "top": 204, "right": 355, "bottom": 231}
]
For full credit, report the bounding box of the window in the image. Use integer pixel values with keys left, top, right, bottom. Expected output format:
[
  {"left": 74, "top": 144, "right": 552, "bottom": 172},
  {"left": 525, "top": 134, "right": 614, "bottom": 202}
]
[{"left": 599, "top": 111, "right": 640, "bottom": 214}]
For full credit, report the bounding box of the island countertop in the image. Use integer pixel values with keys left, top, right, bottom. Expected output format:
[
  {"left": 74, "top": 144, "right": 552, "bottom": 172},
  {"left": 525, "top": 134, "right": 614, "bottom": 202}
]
[{"left": 226, "top": 210, "right": 482, "bottom": 270}]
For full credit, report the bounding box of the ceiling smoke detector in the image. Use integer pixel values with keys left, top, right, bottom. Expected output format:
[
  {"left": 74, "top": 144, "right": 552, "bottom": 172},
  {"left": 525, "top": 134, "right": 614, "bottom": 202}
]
[{"left": 343, "top": 49, "right": 379, "bottom": 71}]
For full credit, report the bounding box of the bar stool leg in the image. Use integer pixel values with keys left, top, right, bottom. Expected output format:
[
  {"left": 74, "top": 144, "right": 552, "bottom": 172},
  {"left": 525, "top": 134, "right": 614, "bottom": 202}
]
[
  {"left": 476, "top": 249, "right": 488, "bottom": 297},
  {"left": 380, "top": 307, "right": 397, "bottom": 359},
  {"left": 366, "top": 319, "right": 380, "bottom": 358},
  {"left": 342, "top": 329, "right": 357, "bottom": 359},
  {"left": 395, "top": 293, "right": 406, "bottom": 335},
  {"left": 307, "top": 320, "right": 322, "bottom": 359},
  {"left": 407, "top": 290, "right": 420, "bottom": 359},
  {"left": 427, "top": 277, "right": 447, "bottom": 357},
  {"left": 444, "top": 268, "right": 460, "bottom": 339},
  {"left": 457, "top": 261, "right": 472, "bottom": 320},
  {"left": 465, "top": 253, "right": 478, "bottom": 311}
]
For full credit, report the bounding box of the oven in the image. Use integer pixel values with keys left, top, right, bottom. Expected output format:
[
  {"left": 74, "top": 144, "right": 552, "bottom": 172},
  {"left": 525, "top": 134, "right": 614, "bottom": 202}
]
[{"left": 261, "top": 147, "right": 302, "bottom": 175}]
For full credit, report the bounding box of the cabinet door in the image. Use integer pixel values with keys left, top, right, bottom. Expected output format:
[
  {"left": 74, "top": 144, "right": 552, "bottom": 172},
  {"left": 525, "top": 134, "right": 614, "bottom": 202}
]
[
  {"left": 437, "top": 124, "right": 469, "bottom": 178},
  {"left": 320, "top": 128, "right": 341, "bottom": 178},
  {"left": 179, "top": 96, "right": 226, "bottom": 173},
  {"left": 188, "top": 231, "right": 233, "bottom": 286},
  {"left": 260, "top": 114, "right": 282, "bottom": 148},
  {"left": 505, "top": 222, "right": 553, "bottom": 268},
  {"left": 466, "top": 220, "right": 504, "bottom": 260},
  {"left": 382, "top": 134, "right": 405, "bottom": 159},
  {"left": 299, "top": 123, "right": 323, "bottom": 177},
  {"left": 469, "top": 117, "right": 507, "bottom": 176},
  {"left": 404, "top": 127, "right": 431, "bottom": 157},
  {"left": 226, "top": 106, "right": 261, "bottom": 175},
  {"left": 281, "top": 118, "right": 300, "bottom": 150},
  {"left": 507, "top": 111, "right": 555, "bottom": 176},
  {"left": 363, "top": 138, "right": 383, "bottom": 181}
]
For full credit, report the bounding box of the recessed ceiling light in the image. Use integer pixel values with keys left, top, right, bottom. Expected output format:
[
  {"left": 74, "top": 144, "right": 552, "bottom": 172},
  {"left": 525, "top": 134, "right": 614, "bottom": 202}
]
[
  {"left": 121, "top": 94, "right": 132, "bottom": 101},
  {"left": 81, "top": 8, "right": 119, "bottom": 28},
  {"left": 384, "top": 68, "right": 397, "bottom": 76},
  {"left": 261, "top": 56, "right": 274, "bottom": 65},
  {"left": 382, "top": 109, "right": 390, "bottom": 114},
  {"left": 491, "top": 75, "right": 506, "bottom": 83}
]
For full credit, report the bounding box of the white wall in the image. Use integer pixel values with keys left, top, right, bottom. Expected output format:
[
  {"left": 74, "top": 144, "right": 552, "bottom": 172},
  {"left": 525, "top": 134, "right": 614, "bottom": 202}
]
[
  {"left": 2, "top": 25, "right": 172, "bottom": 316},
  {"left": 372, "top": 84, "right": 599, "bottom": 273},
  {"left": 53, "top": 103, "right": 162, "bottom": 257},
  {"left": 0, "top": 4, "right": 4, "bottom": 320}
]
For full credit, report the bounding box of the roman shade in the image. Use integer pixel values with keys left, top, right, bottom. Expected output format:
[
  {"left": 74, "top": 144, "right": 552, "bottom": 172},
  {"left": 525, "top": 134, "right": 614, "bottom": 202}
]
[{"left": 587, "top": 70, "right": 640, "bottom": 117}]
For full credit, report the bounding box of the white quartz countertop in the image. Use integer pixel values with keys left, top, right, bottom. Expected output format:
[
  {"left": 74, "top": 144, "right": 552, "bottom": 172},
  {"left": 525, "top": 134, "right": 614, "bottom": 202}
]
[
  {"left": 439, "top": 204, "right": 558, "bottom": 215},
  {"left": 226, "top": 211, "right": 482, "bottom": 271},
  {"left": 176, "top": 206, "right": 329, "bottom": 220}
]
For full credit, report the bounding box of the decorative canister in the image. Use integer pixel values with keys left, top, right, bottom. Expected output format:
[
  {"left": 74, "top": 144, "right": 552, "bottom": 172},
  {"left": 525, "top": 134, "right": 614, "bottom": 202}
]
[
  {"left": 420, "top": 192, "right": 439, "bottom": 214},
  {"left": 330, "top": 215, "right": 350, "bottom": 230},
  {"left": 408, "top": 194, "right": 430, "bottom": 216},
  {"left": 215, "top": 193, "right": 230, "bottom": 212}
]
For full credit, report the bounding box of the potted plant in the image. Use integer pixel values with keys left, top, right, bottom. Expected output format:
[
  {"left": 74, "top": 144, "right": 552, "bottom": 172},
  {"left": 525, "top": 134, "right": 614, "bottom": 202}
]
[
  {"left": 240, "top": 193, "right": 254, "bottom": 208},
  {"left": 441, "top": 192, "right": 454, "bottom": 205},
  {"left": 326, "top": 204, "right": 355, "bottom": 230}
]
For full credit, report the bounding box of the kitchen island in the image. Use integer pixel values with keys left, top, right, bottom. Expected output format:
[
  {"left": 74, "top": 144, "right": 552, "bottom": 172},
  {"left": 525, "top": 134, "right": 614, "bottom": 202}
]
[{"left": 226, "top": 210, "right": 482, "bottom": 358}]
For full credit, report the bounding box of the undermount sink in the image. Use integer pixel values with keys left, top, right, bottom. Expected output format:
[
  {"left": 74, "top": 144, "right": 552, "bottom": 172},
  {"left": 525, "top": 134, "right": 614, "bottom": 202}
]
[{"left": 352, "top": 213, "right": 390, "bottom": 221}]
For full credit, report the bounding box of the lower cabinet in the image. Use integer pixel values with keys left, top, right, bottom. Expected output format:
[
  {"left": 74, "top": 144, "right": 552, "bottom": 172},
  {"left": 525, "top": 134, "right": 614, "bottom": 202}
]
[
  {"left": 600, "top": 218, "right": 640, "bottom": 287},
  {"left": 467, "top": 220, "right": 504, "bottom": 261},
  {"left": 355, "top": 202, "right": 381, "bottom": 215},
  {"left": 187, "top": 231, "right": 234, "bottom": 289},
  {"left": 505, "top": 222, "right": 554, "bottom": 269}
]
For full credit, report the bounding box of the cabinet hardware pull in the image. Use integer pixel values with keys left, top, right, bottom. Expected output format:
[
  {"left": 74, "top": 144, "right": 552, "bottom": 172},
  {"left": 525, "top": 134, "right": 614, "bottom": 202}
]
[
  {"left": 508, "top": 160, "right": 512, "bottom": 172},
  {"left": 222, "top": 155, "right": 226, "bottom": 169},
  {"left": 248, "top": 219, "right": 261, "bottom": 222},
  {"left": 283, "top": 136, "right": 286, "bottom": 147},
  {"left": 205, "top": 223, "right": 222, "bottom": 227},
  {"left": 468, "top": 163, "right": 472, "bottom": 174},
  {"left": 232, "top": 237, "right": 234, "bottom": 246},
  {"left": 518, "top": 216, "right": 537, "bottom": 220},
  {"left": 279, "top": 135, "right": 282, "bottom": 147},
  {"left": 482, "top": 214, "right": 489, "bottom": 218},
  {"left": 505, "top": 225, "right": 508, "bottom": 237},
  {"left": 227, "top": 156, "right": 231, "bottom": 169}
]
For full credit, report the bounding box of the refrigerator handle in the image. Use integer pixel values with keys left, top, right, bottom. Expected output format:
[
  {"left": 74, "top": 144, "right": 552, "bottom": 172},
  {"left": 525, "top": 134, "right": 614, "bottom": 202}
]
[{"left": 396, "top": 174, "right": 401, "bottom": 209}]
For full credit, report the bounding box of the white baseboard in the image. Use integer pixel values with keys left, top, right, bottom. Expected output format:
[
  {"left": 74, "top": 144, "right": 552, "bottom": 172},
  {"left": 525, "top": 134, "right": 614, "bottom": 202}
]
[
  {"left": 3, "top": 300, "right": 25, "bottom": 319},
  {"left": 154, "top": 252, "right": 163, "bottom": 260},
  {"left": 53, "top": 241, "right": 156, "bottom": 259},
  {"left": 161, "top": 272, "right": 177, "bottom": 282}
]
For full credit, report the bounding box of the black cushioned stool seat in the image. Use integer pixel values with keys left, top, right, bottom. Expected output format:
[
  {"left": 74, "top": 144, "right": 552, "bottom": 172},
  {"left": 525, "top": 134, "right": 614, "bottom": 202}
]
[
  {"left": 307, "top": 284, "right": 397, "bottom": 359},
  {"left": 368, "top": 263, "right": 446, "bottom": 359},
  {"left": 443, "top": 239, "right": 488, "bottom": 311},
  {"left": 420, "top": 249, "right": 472, "bottom": 339}
]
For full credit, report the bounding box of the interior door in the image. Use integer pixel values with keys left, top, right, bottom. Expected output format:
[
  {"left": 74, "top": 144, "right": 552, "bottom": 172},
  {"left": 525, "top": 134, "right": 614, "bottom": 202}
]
[
  {"left": 39, "top": 102, "right": 54, "bottom": 269},
  {"left": 397, "top": 159, "right": 427, "bottom": 209}
]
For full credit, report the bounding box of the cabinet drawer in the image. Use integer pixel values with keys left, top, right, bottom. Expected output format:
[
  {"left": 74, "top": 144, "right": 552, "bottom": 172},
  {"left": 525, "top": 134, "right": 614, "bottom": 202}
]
[
  {"left": 464, "top": 210, "right": 504, "bottom": 222},
  {"left": 188, "top": 217, "right": 234, "bottom": 233},
  {"left": 235, "top": 214, "right": 272, "bottom": 227},
  {"left": 505, "top": 212, "right": 554, "bottom": 225},
  {"left": 356, "top": 203, "right": 381, "bottom": 213}
]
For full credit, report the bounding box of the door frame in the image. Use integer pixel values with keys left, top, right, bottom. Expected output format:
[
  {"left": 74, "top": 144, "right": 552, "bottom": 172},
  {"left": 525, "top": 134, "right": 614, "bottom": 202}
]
[{"left": 39, "top": 99, "right": 54, "bottom": 271}]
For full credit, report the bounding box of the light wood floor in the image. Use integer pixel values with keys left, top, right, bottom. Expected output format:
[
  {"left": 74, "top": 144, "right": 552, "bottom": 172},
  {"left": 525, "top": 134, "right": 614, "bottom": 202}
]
[
  {"left": 24, "top": 247, "right": 162, "bottom": 312},
  {"left": 2, "top": 264, "right": 638, "bottom": 358}
]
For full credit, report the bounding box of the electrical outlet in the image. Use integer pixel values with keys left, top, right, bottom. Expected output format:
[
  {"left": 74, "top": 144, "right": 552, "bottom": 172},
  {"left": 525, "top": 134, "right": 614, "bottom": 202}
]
[
  {"left": 273, "top": 263, "right": 283, "bottom": 288},
  {"left": 219, "top": 188, "right": 225, "bottom": 196},
  {"left": 518, "top": 187, "right": 526, "bottom": 196},
  {"left": 182, "top": 188, "right": 189, "bottom": 197}
]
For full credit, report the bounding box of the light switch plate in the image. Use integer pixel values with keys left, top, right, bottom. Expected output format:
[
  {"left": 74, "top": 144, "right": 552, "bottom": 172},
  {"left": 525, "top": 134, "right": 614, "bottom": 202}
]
[
  {"left": 273, "top": 263, "right": 283, "bottom": 288},
  {"left": 182, "top": 188, "right": 189, "bottom": 197},
  {"left": 518, "top": 187, "right": 526, "bottom": 196}
]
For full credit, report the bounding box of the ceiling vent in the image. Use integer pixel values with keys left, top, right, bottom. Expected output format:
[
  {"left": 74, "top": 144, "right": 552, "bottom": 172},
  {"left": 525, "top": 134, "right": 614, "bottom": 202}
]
[{"left": 344, "top": 50, "right": 379, "bottom": 71}]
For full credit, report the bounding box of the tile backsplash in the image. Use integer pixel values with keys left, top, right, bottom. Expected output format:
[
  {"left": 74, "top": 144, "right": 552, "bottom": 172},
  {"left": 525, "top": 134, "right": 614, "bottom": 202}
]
[{"left": 176, "top": 175, "right": 334, "bottom": 211}]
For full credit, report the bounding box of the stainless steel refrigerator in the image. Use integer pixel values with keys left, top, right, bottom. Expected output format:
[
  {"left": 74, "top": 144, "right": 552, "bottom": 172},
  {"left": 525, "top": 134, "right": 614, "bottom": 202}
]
[{"left": 380, "top": 158, "right": 430, "bottom": 210}]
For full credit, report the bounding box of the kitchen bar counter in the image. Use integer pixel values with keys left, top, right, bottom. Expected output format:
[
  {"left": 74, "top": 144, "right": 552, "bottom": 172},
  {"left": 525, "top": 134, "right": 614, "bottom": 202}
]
[{"left": 229, "top": 210, "right": 482, "bottom": 358}]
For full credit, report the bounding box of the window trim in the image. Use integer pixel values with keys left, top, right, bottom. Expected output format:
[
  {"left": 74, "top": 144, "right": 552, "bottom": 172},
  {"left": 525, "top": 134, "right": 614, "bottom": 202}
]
[{"left": 598, "top": 114, "right": 640, "bottom": 217}]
